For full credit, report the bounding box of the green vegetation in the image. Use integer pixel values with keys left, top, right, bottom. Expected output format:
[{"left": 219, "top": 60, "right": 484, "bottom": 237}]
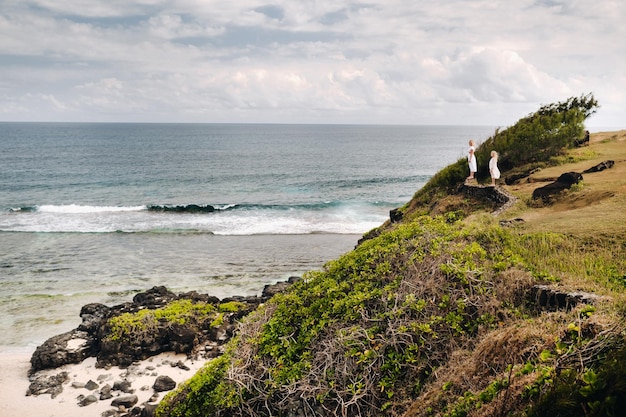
[
  {"left": 156, "top": 95, "right": 626, "bottom": 417},
  {"left": 154, "top": 217, "right": 528, "bottom": 415},
  {"left": 106, "top": 299, "right": 216, "bottom": 343},
  {"left": 406, "top": 93, "right": 599, "bottom": 212},
  {"left": 479, "top": 93, "right": 598, "bottom": 172}
]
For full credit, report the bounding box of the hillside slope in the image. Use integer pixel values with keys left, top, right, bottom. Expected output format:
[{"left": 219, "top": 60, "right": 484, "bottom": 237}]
[
  {"left": 156, "top": 102, "right": 626, "bottom": 417},
  {"left": 399, "top": 129, "right": 626, "bottom": 417}
]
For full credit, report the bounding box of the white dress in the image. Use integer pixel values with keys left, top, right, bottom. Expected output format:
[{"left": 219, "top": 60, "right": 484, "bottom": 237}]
[
  {"left": 468, "top": 146, "right": 477, "bottom": 173},
  {"left": 489, "top": 157, "right": 500, "bottom": 179}
]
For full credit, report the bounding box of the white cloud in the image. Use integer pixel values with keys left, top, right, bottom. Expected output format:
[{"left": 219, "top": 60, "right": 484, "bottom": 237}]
[{"left": 0, "top": 0, "right": 624, "bottom": 127}]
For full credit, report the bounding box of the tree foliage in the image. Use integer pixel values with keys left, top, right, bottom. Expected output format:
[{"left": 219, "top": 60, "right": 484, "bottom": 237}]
[
  {"left": 417, "top": 93, "right": 599, "bottom": 195},
  {"left": 476, "top": 93, "right": 598, "bottom": 174}
]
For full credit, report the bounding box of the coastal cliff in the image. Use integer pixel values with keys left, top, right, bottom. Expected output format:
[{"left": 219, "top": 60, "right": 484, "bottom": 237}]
[
  {"left": 27, "top": 95, "right": 626, "bottom": 417},
  {"left": 155, "top": 95, "right": 626, "bottom": 417}
]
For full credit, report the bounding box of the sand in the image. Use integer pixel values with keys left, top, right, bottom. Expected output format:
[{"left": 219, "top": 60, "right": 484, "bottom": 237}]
[{"left": 0, "top": 349, "right": 207, "bottom": 417}]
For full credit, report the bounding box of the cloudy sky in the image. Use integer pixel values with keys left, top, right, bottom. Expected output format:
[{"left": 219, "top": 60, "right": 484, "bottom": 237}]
[{"left": 0, "top": 0, "right": 624, "bottom": 128}]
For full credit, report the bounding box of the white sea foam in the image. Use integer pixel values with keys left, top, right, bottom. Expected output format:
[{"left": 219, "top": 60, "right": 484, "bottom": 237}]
[
  {"left": 37, "top": 204, "right": 146, "bottom": 214},
  {"left": 1, "top": 202, "right": 386, "bottom": 234}
]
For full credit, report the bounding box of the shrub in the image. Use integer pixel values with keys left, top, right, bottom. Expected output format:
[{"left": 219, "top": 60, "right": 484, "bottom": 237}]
[{"left": 106, "top": 299, "right": 216, "bottom": 343}]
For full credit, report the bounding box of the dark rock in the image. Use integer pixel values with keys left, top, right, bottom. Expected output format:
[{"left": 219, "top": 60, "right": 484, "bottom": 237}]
[
  {"left": 221, "top": 295, "right": 260, "bottom": 304},
  {"left": 504, "top": 168, "right": 542, "bottom": 185},
  {"left": 262, "top": 277, "right": 300, "bottom": 298},
  {"left": 174, "top": 360, "right": 190, "bottom": 371},
  {"left": 113, "top": 380, "right": 134, "bottom": 394},
  {"left": 29, "top": 330, "right": 95, "bottom": 373},
  {"left": 574, "top": 130, "right": 590, "bottom": 147},
  {"left": 176, "top": 291, "right": 219, "bottom": 304},
  {"left": 77, "top": 303, "right": 111, "bottom": 332},
  {"left": 84, "top": 379, "right": 99, "bottom": 390},
  {"left": 132, "top": 286, "right": 177, "bottom": 309},
  {"left": 529, "top": 285, "right": 602, "bottom": 311},
  {"left": 30, "top": 279, "right": 298, "bottom": 372},
  {"left": 78, "top": 394, "right": 98, "bottom": 406},
  {"left": 460, "top": 183, "right": 511, "bottom": 206},
  {"left": 583, "top": 160, "right": 615, "bottom": 173},
  {"left": 100, "top": 384, "right": 113, "bottom": 400},
  {"left": 111, "top": 394, "right": 139, "bottom": 408},
  {"left": 142, "top": 403, "right": 159, "bottom": 417},
  {"left": 26, "top": 371, "right": 68, "bottom": 398},
  {"left": 168, "top": 323, "right": 198, "bottom": 353},
  {"left": 153, "top": 375, "right": 177, "bottom": 392},
  {"left": 499, "top": 218, "right": 525, "bottom": 227},
  {"left": 532, "top": 172, "right": 583, "bottom": 202},
  {"left": 389, "top": 207, "right": 403, "bottom": 223},
  {"left": 557, "top": 172, "right": 584, "bottom": 185}
]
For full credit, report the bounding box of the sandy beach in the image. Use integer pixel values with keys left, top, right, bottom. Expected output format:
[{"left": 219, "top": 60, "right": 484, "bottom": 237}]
[{"left": 0, "top": 349, "right": 207, "bottom": 417}]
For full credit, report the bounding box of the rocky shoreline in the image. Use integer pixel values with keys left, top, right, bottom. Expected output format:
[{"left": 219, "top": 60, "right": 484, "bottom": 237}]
[{"left": 25, "top": 278, "right": 300, "bottom": 417}]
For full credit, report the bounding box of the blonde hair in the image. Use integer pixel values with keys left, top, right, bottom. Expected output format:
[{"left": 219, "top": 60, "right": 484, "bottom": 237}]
[
  {"left": 469, "top": 140, "right": 475, "bottom": 146},
  {"left": 490, "top": 150, "right": 498, "bottom": 158}
]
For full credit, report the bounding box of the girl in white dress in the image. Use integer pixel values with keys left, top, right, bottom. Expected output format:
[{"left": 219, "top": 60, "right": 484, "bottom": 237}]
[
  {"left": 467, "top": 140, "right": 477, "bottom": 181},
  {"left": 489, "top": 150, "right": 500, "bottom": 186}
]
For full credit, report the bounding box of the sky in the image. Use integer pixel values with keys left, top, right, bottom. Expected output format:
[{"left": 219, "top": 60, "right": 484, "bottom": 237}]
[{"left": 0, "top": 0, "right": 624, "bottom": 128}]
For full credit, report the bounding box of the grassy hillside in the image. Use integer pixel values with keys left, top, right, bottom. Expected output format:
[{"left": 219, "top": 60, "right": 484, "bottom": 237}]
[
  {"left": 507, "top": 130, "right": 626, "bottom": 241},
  {"left": 156, "top": 100, "right": 626, "bottom": 417}
]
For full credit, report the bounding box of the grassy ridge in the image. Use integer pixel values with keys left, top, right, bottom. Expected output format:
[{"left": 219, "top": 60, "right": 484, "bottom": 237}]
[{"left": 156, "top": 97, "right": 626, "bottom": 417}]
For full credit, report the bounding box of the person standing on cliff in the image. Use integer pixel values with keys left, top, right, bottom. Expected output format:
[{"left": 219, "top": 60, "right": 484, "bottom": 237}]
[
  {"left": 489, "top": 150, "right": 500, "bottom": 186},
  {"left": 466, "top": 139, "right": 477, "bottom": 182}
]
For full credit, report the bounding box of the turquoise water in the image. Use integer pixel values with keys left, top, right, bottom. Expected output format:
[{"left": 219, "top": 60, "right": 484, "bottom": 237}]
[{"left": 0, "top": 123, "right": 495, "bottom": 347}]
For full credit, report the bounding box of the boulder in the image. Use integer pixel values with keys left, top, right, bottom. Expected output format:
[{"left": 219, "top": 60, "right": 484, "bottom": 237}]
[
  {"left": 26, "top": 371, "right": 69, "bottom": 398},
  {"left": 532, "top": 172, "right": 583, "bottom": 203},
  {"left": 77, "top": 303, "right": 111, "bottom": 333},
  {"left": 100, "top": 384, "right": 113, "bottom": 400},
  {"left": 583, "top": 160, "right": 614, "bottom": 173},
  {"left": 153, "top": 375, "right": 177, "bottom": 392},
  {"left": 113, "top": 380, "right": 134, "bottom": 394},
  {"left": 78, "top": 394, "right": 98, "bottom": 407},
  {"left": 132, "top": 286, "right": 177, "bottom": 309},
  {"left": 29, "top": 330, "right": 95, "bottom": 373},
  {"left": 84, "top": 379, "right": 99, "bottom": 390},
  {"left": 142, "top": 403, "right": 159, "bottom": 417},
  {"left": 111, "top": 394, "right": 139, "bottom": 408},
  {"left": 389, "top": 207, "right": 403, "bottom": 223},
  {"left": 168, "top": 323, "right": 198, "bottom": 353}
]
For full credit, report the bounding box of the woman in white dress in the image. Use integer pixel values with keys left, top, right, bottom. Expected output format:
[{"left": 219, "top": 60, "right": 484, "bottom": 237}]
[
  {"left": 467, "top": 140, "right": 477, "bottom": 181},
  {"left": 489, "top": 150, "right": 500, "bottom": 186}
]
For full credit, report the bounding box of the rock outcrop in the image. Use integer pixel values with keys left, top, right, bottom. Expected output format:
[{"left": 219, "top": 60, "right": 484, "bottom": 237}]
[
  {"left": 459, "top": 183, "right": 517, "bottom": 215},
  {"left": 531, "top": 171, "right": 583, "bottom": 203},
  {"left": 30, "top": 279, "right": 300, "bottom": 373},
  {"left": 583, "top": 160, "right": 615, "bottom": 173},
  {"left": 26, "top": 279, "right": 302, "bottom": 417},
  {"left": 529, "top": 285, "right": 603, "bottom": 311}
]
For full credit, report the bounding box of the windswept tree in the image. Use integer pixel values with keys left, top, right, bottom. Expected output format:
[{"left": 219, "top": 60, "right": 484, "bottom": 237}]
[
  {"left": 476, "top": 93, "right": 599, "bottom": 174},
  {"left": 416, "top": 93, "right": 599, "bottom": 197}
]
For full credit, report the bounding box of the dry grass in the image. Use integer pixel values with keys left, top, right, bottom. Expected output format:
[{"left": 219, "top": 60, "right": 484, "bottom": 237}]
[
  {"left": 504, "top": 130, "right": 626, "bottom": 241},
  {"left": 398, "top": 131, "right": 626, "bottom": 417}
]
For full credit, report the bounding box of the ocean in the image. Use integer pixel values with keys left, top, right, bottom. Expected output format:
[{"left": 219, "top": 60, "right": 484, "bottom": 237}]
[{"left": 0, "top": 123, "right": 495, "bottom": 350}]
